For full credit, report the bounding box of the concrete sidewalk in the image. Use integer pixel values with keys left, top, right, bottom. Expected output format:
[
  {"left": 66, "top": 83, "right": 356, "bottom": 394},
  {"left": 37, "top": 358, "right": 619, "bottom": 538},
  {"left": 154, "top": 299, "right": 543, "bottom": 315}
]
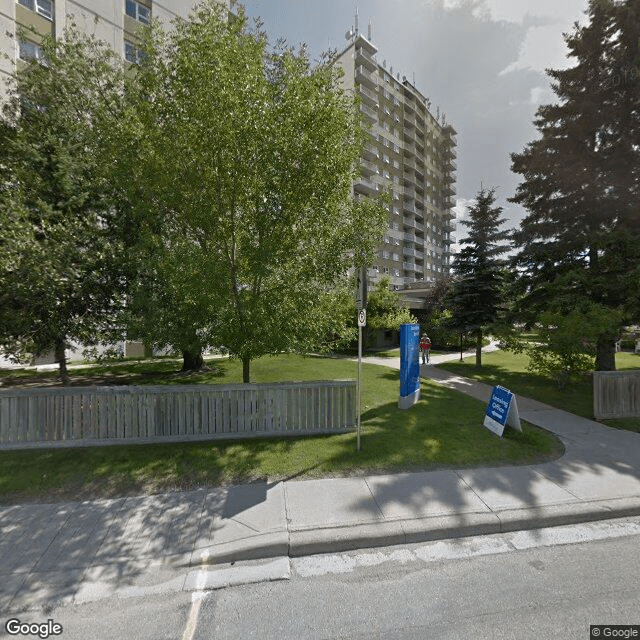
[{"left": 2, "top": 348, "right": 640, "bottom": 613}]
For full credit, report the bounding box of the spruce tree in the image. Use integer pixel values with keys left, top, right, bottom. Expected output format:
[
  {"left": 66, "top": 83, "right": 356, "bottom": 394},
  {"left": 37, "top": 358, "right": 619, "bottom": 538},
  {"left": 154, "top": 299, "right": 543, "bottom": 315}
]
[
  {"left": 510, "top": 0, "right": 640, "bottom": 370},
  {"left": 449, "top": 187, "right": 510, "bottom": 367}
]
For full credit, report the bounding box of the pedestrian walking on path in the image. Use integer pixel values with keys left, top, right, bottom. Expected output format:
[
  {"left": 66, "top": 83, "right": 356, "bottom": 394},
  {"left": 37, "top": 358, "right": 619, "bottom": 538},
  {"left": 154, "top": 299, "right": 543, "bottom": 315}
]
[{"left": 419, "top": 333, "right": 431, "bottom": 364}]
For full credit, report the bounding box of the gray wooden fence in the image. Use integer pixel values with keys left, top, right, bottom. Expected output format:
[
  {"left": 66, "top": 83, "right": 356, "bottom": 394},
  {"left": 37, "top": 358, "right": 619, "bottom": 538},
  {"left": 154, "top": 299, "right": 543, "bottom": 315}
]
[
  {"left": 593, "top": 371, "right": 640, "bottom": 420},
  {"left": 0, "top": 380, "right": 356, "bottom": 449}
]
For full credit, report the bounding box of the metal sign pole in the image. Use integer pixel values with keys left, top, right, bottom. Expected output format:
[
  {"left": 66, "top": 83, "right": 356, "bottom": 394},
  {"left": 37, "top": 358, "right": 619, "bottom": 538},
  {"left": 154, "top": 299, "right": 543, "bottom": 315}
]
[
  {"left": 356, "top": 307, "right": 366, "bottom": 452},
  {"left": 357, "top": 323, "right": 362, "bottom": 452}
]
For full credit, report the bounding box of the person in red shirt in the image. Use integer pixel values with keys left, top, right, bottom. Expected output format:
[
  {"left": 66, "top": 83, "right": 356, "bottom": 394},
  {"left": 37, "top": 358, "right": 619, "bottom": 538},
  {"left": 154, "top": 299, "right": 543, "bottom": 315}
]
[{"left": 419, "top": 334, "right": 431, "bottom": 364}]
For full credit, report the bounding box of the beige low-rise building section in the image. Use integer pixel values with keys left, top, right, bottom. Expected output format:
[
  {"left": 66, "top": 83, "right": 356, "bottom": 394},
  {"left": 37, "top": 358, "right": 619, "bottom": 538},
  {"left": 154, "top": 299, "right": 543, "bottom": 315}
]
[{"left": 0, "top": 0, "right": 230, "bottom": 99}]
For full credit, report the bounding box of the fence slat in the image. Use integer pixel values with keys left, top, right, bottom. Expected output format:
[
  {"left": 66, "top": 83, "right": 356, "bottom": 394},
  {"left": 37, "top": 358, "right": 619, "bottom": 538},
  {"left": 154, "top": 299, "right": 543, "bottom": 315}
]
[{"left": 594, "top": 371, "right": 640, "bottom": 419}]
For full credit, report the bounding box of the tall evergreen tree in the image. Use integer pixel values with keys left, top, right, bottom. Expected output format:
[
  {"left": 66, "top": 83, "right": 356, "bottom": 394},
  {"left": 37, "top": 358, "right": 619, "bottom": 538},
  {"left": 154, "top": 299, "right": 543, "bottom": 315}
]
[
  {"left": 449, "top": 187, "right": 510, "bottom": 367},
  {"left": 510, "top": 0, "right": 640, "bottom": 371}
]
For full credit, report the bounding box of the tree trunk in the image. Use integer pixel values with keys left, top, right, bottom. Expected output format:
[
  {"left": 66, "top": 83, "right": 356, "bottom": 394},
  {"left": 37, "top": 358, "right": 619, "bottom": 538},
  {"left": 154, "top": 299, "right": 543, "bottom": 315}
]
[
  {"left": 460, "top": 332, "right": 464, "bottom": 362},
  {"left": 242, "top": 355, "right": 251, "bottom": 383},
  {"left": 54, "top": 336, "right": 69, "bottom": 385},
  {"left": 595, "top": 337, "right": 616, "bottom": 371},
  {"left": 181, "top": 349, "right": 204, "bottom": 371},
  {"left": 475, "top": 329, "right": 483, "bottom": 368}
]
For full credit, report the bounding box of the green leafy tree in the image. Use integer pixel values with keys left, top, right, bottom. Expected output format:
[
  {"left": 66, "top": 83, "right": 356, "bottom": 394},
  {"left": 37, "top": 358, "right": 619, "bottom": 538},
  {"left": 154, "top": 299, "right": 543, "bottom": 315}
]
[
  {"left": 114, "top": 2, "right": 386, "bottom": 380},
  {"left": 510, "top": 0, "right": 640, "bottom": 371},
  {"left": 366, "top": 276, "right": 416, "bottom": 331},
  {"left": 516, "top": 305, "right": 625, "bottom": 388},
  {"left": 0, "top": 28, "right": 127, "bottom": 382},
  {"left": 449, "top": 187, "right": 510, "bottom": 367}
]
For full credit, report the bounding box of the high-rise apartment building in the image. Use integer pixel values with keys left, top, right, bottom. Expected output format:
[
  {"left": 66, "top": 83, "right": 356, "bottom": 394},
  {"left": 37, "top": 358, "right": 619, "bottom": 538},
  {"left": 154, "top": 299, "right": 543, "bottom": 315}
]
[
  {"left": 336, "top": 22, "right": 457, "bottom": 290},
  {"left": 0, "top": 0, "right": 230, "bottom": 98}
]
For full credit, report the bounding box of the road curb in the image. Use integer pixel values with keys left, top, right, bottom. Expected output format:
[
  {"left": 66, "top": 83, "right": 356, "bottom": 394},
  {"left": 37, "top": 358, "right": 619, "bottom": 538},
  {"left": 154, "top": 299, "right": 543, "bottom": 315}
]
[
  {"left": 189, "top": 531, "right": 290, "bottom": 566},
  {"left": 190, "top": 498, "right": 640, "bottom": 564}
]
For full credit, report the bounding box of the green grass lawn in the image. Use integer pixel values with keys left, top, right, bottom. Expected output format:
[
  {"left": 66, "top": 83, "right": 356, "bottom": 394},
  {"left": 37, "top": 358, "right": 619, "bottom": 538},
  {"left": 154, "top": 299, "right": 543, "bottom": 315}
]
[
  {"left": 438, "top": 350, "right": 640, "bottom": 432},
  {"left": 0, "top": 354, "right": 563, "bottom": 504}
]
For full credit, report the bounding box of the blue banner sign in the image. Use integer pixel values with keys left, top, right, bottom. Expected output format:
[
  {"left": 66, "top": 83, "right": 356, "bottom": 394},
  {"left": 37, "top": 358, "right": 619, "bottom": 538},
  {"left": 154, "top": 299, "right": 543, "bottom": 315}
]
[
  {"left": 484, "top": 385, "right": 522, "bottom": 437},
  {"left": 399, "top": 323, "right": 420, "bottom": 402}
]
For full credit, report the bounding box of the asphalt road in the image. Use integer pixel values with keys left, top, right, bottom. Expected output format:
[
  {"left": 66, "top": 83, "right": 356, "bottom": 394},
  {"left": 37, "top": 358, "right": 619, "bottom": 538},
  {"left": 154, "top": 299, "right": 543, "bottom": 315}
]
[{"left": 5, "top": 520, "right": 640, "bottom": 640}]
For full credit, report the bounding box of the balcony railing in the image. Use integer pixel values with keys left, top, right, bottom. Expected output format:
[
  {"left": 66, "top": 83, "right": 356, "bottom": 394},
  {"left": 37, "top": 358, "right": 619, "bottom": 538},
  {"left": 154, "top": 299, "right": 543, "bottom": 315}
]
[
  {"left": 355, "top": 65, "right": 377, "bottom": 89},
  {"left": 358, "top": 85, "right": 378, "bottom": 105},
  {"left": 403, "top": 201, "right": 416, "bottom": 215},
  {"left": 404, "top": 185, "right": 416, "bottom": 199},
  {"left": 360, "top": 159, "right": 378, "bottom": 176},
  {"left": 403, "top": 247, "right": 425, "bottom": 260},
  {"left": 354, "top": 178, "right": 377, "bottom": 195},
  {"left": 360, "top": 103, "right": 378, "bottom": 122}
]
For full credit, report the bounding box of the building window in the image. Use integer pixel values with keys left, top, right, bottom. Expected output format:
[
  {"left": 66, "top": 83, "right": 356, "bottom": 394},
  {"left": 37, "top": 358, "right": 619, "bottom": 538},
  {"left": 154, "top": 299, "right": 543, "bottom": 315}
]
[
  {"left": 124, "top": 40, "right": 146, "bottom": 64},
  {"left": 125, "top": 0, "right": 150, "bottom": 24},
  {"left": 18, "top": 0, "right": 53, "bottom": 20},
  {"left": 19, "top": 39, "right": 45, "bottom": 61}
]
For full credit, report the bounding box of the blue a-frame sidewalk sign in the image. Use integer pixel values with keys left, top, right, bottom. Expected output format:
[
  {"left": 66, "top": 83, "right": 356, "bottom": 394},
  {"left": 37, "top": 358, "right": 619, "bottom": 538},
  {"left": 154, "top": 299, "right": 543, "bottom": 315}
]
[{"left": 483, "top": 385, "right": 522, "bottom": 437}]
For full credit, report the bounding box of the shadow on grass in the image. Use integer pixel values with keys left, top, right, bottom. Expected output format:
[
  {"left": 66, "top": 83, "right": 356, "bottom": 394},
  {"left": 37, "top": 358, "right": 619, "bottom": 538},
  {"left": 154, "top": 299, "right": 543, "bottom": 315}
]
[{"left": 0, "top": 360, "right": 231, "bottom": 389}]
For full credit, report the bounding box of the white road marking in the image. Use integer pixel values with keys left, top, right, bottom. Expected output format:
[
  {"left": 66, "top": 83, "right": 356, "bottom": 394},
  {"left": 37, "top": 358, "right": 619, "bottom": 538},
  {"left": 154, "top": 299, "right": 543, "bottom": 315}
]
[
  {"left": 292, "top": 517, "right": 640, "bottom": 578},
  {"left": 181, "top": 554, "right": 211, "bottom": 640}
]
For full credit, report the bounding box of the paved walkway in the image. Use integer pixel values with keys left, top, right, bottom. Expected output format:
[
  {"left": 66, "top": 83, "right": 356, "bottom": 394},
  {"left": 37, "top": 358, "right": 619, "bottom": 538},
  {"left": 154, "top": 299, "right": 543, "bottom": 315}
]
[{"left": 2, "top": 346, "right": 640, "bottom": 613}]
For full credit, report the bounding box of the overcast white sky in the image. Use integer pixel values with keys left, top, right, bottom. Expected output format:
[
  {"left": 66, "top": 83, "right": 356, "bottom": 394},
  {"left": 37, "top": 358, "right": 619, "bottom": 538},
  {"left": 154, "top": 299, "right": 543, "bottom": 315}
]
[{"left": 242, "top": 0, "right": 592, "bottom": 236}]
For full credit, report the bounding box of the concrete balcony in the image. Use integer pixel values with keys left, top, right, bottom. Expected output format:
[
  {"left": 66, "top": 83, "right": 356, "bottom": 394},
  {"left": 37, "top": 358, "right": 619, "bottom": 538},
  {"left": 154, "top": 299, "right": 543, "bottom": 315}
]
[
  {"left": 403, "top": 201, "right": 416, "bottom": 215},
  {"left": 354, "top": 177, "right": 377, "bottom": 195},
  {"left": 360, "top": 159, "right": 378, "bottom": 176},
  {"left": 355, "top": 65, "right": 377, "bottom": 89},
  {"left": 403, "top": 143, "right": 415, "bottom": 158},
  {"left": 444, "top": 145, "right": 457, "bottom": 159},
  {"left": 358, "top": 85, "right": 378, "bottom": 105},
  {"left": 355, "top": 48, "right": 377, "bottom": 71},
  {"left": 403, "top": 217, "right": 419, "bottom": 231},
  {"left": 363, "top": 144, "right": 379, "bottom": 161},
  {"left": 404, "top": 185, "right": 416, "bottom": 199},
  {"left": 403, "top": 247, "right": 425, "bottom": 260},
  {"left": 360, "top": 103, "right": 378, "bottom": 123}
]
